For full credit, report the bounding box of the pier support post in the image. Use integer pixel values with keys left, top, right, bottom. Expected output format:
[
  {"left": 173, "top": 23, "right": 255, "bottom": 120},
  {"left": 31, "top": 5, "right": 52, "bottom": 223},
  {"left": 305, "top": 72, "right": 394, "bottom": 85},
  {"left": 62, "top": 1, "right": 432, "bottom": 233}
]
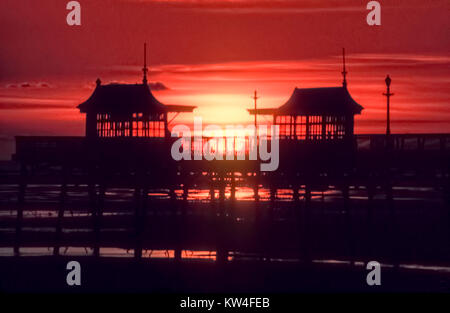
[
  {"left": 88, "top": 166, "right": 100, "bottom": 257},
  {"left": 14, "top": 162, "right": 27, "bottom": 257},
  {"left": 342, "top": 177, "right": 354, "bottom": 266},
  {"left": 54, "top": 165, "right": 69, "bottom": 256},
  {"left": 385, "top": 173, "right": 398, "bottom": 269},
  {"left": 182, "top": 183, "right": 188, "bottom": 216},
  {"left": 292, "top": 183, "right": 299, "bottom": 218},
  {"left": 142, "top": 184, "right": 149, "bottom": 256},
  {"left": 94, "top": 182, "right": 105, "bottom": 258},
  {"left": 269, "top": 178, "right": 276, "bottom": 223},
  {"left": 89, "top": 167, "right": 105, "bottom": 259},
  {"left": 446, "top": 164, "right": 450, "bottom": 248},
  {"left": 174, "top": 182, "right": 189, "bottom": 263},
  {"left": 134, "top": 186, "right": 143, "bottom": 259},
  {"left": 209, "top": 172, "right": 216, "bottom": 218},
  {"left": 302, "top": 182, "right": 311, "bottom": 263},
  {"left": 171, "top": 178, "right": 183, "bottom": 262},
  {"left": 216, "top": 171, "right": 228, "bottom": 264},
  {"left": 253, "top": 171, "right": 260, "bottom": 216},
  {"left": 292, "top": 182, "right": 302, "bottom": 260},
  {"left": 266, "top": 175, "right": 277, "bottom": 261},
  {"left": 219, "top": 172, "right": 226, "bottom": 216},
  {"left": 230, "top": 172, "right": 236, "bottom": 219},
  {"left": 366, "top": 177, "right": 375, "bottom": 260}
]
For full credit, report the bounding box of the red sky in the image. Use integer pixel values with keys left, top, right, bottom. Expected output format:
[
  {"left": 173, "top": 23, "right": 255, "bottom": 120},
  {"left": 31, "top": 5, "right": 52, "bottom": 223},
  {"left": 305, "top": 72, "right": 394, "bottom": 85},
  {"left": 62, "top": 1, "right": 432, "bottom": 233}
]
[{"left": 0, "top": 0, "right": 449, "bottom": 159}]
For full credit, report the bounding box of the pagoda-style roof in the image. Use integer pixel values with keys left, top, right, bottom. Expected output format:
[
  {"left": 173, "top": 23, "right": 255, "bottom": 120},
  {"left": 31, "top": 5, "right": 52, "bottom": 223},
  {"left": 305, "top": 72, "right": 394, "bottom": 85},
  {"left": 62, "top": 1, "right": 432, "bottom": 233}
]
[
  {"left": 78, "top": 82, "right": 195, "bottom": 115},
  {"left": 249, "top": 87, "right": 363, "bottom": 116}
]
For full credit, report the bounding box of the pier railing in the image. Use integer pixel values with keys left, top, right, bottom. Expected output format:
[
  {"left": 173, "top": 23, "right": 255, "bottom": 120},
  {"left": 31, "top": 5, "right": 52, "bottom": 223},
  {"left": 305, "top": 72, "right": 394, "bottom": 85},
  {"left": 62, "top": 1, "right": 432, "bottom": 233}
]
[{"left": 356, "top": 133, "right": 450, "bottom": 151}]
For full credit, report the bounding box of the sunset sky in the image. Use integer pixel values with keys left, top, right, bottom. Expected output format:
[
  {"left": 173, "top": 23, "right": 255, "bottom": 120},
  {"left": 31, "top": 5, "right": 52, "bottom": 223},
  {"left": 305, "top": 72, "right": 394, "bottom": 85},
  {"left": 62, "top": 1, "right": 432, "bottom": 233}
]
[{"left": 0, "top": 0, "right": 449, "bottom": 159}]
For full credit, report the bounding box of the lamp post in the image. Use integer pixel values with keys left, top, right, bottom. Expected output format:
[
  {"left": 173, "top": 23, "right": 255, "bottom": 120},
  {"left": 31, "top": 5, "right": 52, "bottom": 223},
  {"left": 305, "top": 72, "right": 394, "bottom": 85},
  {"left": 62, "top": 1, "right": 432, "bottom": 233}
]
[{"left": 383, "top": 75, "right": 394, "bottom": 137}]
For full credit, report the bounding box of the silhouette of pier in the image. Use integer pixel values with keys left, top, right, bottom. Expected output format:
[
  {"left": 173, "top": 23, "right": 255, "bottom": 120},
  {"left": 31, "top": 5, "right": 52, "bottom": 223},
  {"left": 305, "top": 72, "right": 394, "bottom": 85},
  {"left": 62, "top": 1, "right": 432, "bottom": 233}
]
[
  {"left": 0, "top": 132, "right": 448, "bottom": 267},
  {"left": 1, "top": 48, "right": 449, "bottom": 281}
]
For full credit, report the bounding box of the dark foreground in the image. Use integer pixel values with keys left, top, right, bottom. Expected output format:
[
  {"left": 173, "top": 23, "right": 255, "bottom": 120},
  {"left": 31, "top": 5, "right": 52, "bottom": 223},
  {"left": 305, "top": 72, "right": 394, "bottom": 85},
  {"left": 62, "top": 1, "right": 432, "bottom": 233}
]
[{"left": 1, "top": 256, "right": 449, "bottom": 293}]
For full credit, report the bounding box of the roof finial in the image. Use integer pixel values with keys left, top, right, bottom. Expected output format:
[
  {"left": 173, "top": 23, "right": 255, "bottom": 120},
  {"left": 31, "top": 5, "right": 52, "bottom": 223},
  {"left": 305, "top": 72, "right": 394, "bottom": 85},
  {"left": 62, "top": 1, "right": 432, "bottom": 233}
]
[
  {"left": 342, "top": 48, "right": 347, "bottom": 88},
  {"left": 142, "top": 43, "right": 148, "bottom": 85},
  {"left": 96, "top": 78, "right": 101, "bottom": 86},
  {"left": 253, "top": 90, "right": 259, "bottom": 155},
  {"left": 253, "top": 90, "right": 259, "bottom": 128}
]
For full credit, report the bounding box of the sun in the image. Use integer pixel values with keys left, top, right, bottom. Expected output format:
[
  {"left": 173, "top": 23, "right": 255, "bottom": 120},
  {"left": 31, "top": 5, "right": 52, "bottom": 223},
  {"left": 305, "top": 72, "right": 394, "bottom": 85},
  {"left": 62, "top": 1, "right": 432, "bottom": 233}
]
[{"left": 184, "top": 93, "right": 254, "bottom": 125}]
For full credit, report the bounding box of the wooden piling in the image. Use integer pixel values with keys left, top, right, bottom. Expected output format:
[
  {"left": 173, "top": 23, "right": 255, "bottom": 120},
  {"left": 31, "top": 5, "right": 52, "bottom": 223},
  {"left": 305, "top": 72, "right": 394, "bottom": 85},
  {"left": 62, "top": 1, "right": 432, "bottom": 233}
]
[
  {"left": 253, "top": 172, "right": 260, "bottom": 223},
  {"left": 14, "top": 162, "right": 27, "bottom": 257},
  {"left": 303, "top": 182, "right": 311, "bottom": 263},
  {"left": 342, "top": 177, "right": 354, "bottom": 265},
  {"left": 54, "top": 165, "right": 69, "bottom": 256},
  {"left": 134, "top": 186, "right": 143, "bottom": 259},
  {"left": 216, "top": 171, "right": 228, "bottom": 264},
  {"left": 366, "top": 177, "right": 375, "bottom": 261},
  {"left": 385, "top": 173, "right": 398, "bottom": 269},
  {"left": 230, "top": 171, "right": 236, "bottom": 219}
]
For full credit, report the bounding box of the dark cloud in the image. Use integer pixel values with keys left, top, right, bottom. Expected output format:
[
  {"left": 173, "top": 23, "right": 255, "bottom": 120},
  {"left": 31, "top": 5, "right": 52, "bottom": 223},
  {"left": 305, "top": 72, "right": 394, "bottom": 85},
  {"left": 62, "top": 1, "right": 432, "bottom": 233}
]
[
  {"left": 36, "top": 82, "right": 51, "bottom": 88},
  {"left": 149, "top": 82, "right": 169, "bottom": 91},
  {"left": 0, "top": 103, "right": 71, "bottom": 110},
  {"left": 82, "top": 80, "right": 169, "bottom": 91},
  {"left": 5, "top": 82, "right": 52, "bottom": 89}
]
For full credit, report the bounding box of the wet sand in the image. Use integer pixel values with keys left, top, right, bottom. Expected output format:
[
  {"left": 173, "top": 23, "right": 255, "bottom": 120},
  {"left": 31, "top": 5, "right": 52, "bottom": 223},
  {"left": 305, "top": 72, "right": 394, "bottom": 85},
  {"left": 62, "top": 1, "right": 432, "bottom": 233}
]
[{"left": 1, "top": 256, "right": 449, "bottom": 293}]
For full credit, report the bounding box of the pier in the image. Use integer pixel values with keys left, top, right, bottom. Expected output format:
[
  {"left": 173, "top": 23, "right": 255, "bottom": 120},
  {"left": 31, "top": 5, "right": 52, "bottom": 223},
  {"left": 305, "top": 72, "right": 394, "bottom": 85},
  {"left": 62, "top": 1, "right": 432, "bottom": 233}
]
[
  {"left": 0, "top": 133, "right": 448, "bottom": 268},
  {"left": 1, "top": 48, "right": 449, "bottom": 293}
]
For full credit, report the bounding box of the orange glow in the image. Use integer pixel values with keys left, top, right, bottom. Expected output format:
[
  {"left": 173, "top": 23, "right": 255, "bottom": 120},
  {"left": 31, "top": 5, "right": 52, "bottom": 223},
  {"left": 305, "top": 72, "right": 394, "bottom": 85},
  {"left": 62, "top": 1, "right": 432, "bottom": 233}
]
[
  {"left": 1, "top": 0, "right": 449, "bottom": 159},
  {"left": 177, "top": 94, "right": 252, "bottom": 125}
]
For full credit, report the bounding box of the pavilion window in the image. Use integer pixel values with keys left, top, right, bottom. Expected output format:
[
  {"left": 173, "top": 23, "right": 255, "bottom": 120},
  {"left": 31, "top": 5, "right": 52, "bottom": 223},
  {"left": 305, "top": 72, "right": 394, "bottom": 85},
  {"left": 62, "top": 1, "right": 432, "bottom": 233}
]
[
  {"left": 283, "top": 116, "right": 286, "bottom": 138},
  {"left": 132, "top": 120, "right": 137, "bottom": 137},
  {"left": 137, "top": 120, "right": 142, "bottom": 137},
  {"left": 276, "top": 115, "right": 351, "bottom": 141},
  {"left": 308, "top": 115, "right": 322, "bottom": 140},
  {"left": 295, "top": 116, "right": 307, "bottom": 140},
  {"left": 336, "top": 116, "right": 346, "bottom": 139},
  {"left": 132, "top": 113, "right": 137, "bottom": 137},
  {"left": 326, "top": 117, "right": 331, "bottom": 139},
  {"left": 104, "top": 114, "right": 110, "bottom": 137},
  {"left": 96, "top": 114, "right": 100, "bottom": 136},
  {"left": 276, "top": 115, "right": 295, "bottom": 139},
  {"left": 320, "top": 116, "right": 347, "bottom": 140},
  {"left": 124, "top": 121, "right": 130, "bottom": 137},
  {"left": 148, "top": 120, "right": 164, "bottom": 137},
  {"left": 127, "top": 112, "right": 166, "bottom": 137},
  {"left": 96, "top": 113, "right": 110, "bottom": 137}
]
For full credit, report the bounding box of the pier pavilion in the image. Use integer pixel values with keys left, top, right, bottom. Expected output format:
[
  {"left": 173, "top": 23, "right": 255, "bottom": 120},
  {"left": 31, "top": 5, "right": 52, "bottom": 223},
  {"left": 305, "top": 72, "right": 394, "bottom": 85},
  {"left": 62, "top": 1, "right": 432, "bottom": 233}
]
[
  {"left": 248, "top": 86, "right": 363, "bottom": 142},
  {"left": 7, "top": 47, "right": 450, "bottom": 263},
  {"left": 248, "top": 50, "right": 364, "bottom": 171},
  {"left": 78, "top": 44, "right": 195, "bottom": 139},
  {"left": 248, "top": 50, "right": 363, "bottom": 144}
]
